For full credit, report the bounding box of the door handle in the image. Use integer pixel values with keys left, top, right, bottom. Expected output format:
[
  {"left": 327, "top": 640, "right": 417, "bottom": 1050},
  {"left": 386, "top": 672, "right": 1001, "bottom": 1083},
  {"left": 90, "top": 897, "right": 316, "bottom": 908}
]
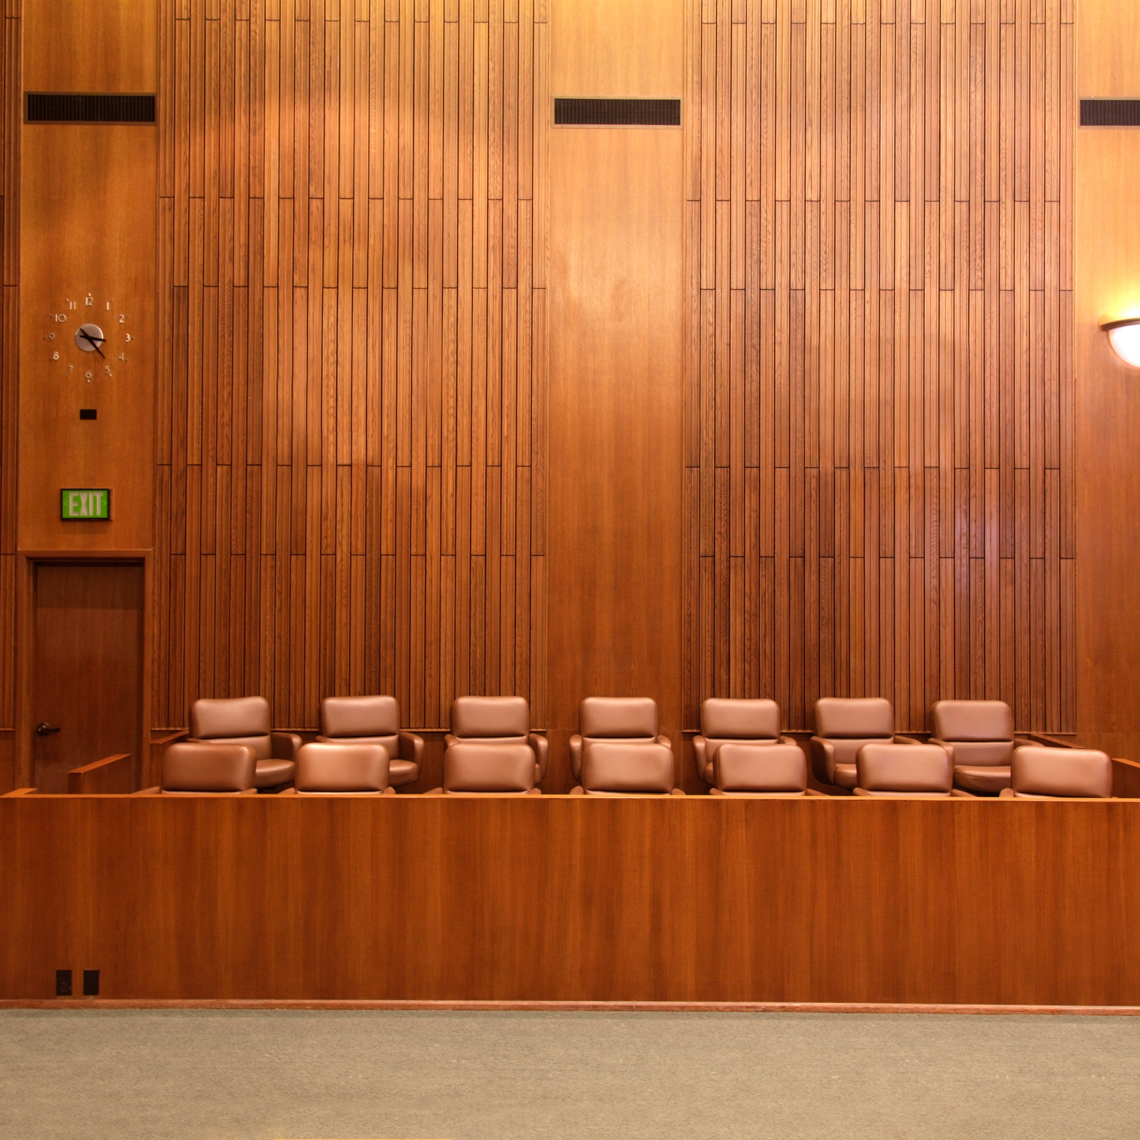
[{"left": 35, "top": 722, "right": 60, "bottom": 736}]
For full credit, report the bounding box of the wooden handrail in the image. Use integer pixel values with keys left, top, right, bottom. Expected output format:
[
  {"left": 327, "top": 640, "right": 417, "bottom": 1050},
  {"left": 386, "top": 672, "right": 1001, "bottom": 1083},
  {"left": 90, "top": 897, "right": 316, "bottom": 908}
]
[{"left": 68, "top": 753, "right": 132, "bottom": 795}]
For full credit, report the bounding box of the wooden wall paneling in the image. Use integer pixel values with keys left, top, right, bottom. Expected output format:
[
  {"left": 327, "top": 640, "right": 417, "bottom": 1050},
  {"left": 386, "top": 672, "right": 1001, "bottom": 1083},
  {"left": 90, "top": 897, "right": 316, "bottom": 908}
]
[
  {"left": 1074, "top": 1, "right": 1140, "bottom": 762},
  {"left": 156, "top": 0, "right": 547, "bottom": 740},
  {"left": 685, "top": 0, "right": 1073, "bottom": 731},
  {"left": 0, "top": 7, "right": 16, "bottom": 734}
]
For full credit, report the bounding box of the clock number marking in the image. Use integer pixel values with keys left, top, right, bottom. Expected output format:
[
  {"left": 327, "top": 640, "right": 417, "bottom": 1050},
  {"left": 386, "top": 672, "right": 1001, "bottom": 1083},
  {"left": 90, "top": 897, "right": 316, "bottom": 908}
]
[
  {"left": 51, "top": 351, "right": 59, "bottom": 360},
  {"left": 67, "top": 300, "right": 77, "bottom": 311},
  {"left": 44, "top": 332, "right": 55, "bottom": 341},
  {"left": 53, "top": 313, "right": 67, "bottom": 323},
  {"left": 125, "top": 333, "right": 134, "bottom": 343},
  {"left": 118, "top": 314, "right": 127, "bottom": 324},
  {"left": 67, "top": 365, "right": 73, "bottom": 375},
  {"left": 85, "top": 294, "right": 93, "bottom": 307},
  {"left": 118, "top": 353, "right": 127, "bottom": 362},
  {"left": 104, "top": 365, "right": 113, "bottom": 377},
  {"left": 85, "top": 370, "right": 93, "bottom": 381}
]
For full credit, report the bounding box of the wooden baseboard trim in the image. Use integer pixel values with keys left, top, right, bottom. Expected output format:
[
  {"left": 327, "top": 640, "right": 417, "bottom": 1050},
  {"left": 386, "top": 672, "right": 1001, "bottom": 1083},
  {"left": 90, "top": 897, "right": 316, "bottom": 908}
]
[{"left": 3, "top": 998, "right": 1139, "bottom": 1015}]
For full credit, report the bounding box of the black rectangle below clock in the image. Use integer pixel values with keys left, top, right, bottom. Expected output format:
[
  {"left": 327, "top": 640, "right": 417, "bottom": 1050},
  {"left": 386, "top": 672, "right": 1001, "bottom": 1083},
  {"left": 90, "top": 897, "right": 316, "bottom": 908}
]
[{"left": 79, "top": 409, "right": 97, "bottom": 420}]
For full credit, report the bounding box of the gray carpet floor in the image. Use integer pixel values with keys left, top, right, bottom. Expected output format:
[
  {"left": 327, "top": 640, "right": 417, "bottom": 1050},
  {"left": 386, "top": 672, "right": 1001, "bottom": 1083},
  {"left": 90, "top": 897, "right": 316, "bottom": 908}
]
[{"left": 1, "top": 1009, "right": 1138, "bottom": 1139}]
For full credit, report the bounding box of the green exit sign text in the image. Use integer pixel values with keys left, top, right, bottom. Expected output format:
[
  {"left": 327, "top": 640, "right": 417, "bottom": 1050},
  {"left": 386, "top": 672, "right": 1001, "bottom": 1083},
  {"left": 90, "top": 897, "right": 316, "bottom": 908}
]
[{"left": 61, "top": 488, "right": 110, "bottom": 520}]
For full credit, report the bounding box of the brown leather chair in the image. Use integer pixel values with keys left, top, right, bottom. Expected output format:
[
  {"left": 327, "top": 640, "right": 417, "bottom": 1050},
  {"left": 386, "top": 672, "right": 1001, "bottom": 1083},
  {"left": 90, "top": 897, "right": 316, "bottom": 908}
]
[
  {"left": 854, "top": 742, "right": 970, "bottom": 798},
  {"left": 317, "top": 695, "right": 425, "bottom": 788},
  {"left": 693, "top": 698, "right": 795, "bottom": 787},
  {"left": 188, "top": 696, "right": 300, "bottom": 789},
  {"left": 999, "top": 746, "right": 1114, "bottom": 799},
  {"left": 929, "top": 699, "right": 1024, "bottom": 793},
  {"left": 280, "top": 742, "right": 394, "bottom": 796},
  {"left": 135, "top": 741, "right": 257, "bottom": 795},
  {"left": 809, "top": 697, "right": 907, "bottom": 789},
  {"left": 569, "top": 697, "right": 672, "bottom": 783},
  {"left": 569, "top": 741, "right": 684, "bottom": 796},
  {"left": 444, "top": 696, "right": 548, "bottom": 784},
  {"left": 708, "top": 741, "right": 822, "bottom": 797},
  {"left": 425, "top": 741, "right": 541, "bottom": 796}
]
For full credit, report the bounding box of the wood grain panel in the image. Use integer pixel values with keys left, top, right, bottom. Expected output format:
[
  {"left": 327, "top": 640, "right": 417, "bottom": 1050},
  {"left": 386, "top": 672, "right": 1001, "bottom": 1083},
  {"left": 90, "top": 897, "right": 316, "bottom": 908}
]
[
  {"left": 154, "top": 2, "right": 548, "bottom": 741},
  {"left": 0, "top": 7, "right": 16, "bottom": 732},
  {"left": 1074, "top": 1, "right": 1140, "bottom": 762},
  {"left": 685, "top": 0, "right": 1074, "bottom": 733},
  {"left": 547, "top": 0, "right": 684, "bottom": 790},
  {"left": 2, "top": 795, "right": 1140, "bottom": 1005}
]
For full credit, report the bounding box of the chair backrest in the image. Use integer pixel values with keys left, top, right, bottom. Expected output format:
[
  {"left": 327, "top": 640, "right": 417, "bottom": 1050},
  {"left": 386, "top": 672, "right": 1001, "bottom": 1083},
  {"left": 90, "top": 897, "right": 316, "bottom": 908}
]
[
  {"left": 1011, "top": 746, "right": 1113, "bottom": 798},
  {"left": 580, "top": 697, "right": 658, "bottom": 739},
  {"left": 450, "top": 695, "right": 530, "bottom": 739},
  {"left": 701, "top": 698, "right": 780, "bottom": 741},
  {"left": 814, "top": 697, "right": 893, "bottom": 739},
  {"left": 716, "top": 742, "right": 806, "bottom": 793},
  {"left": 857, "top": 743, "right": 952, "bottom": 793},
  {"left": 932, "top": 700, "right": 1014, "bottom": 743},
  {"left": 319, "top": 695, "right": 400, "bottom": 738},
  {"left": 295, "top": 742, "right": 389, "bottom": 792},
  {"left": 161, "top": 742, "right": 256, "bottom": 793},
  {"left": 190, "top": 696, "right": 273, "bottom": 758},
  {"left": 581, "top": 741, "right": 673, "bottom": 793},
  {"left": 444, "top": 742, "right": 535, "bottom": 793}
]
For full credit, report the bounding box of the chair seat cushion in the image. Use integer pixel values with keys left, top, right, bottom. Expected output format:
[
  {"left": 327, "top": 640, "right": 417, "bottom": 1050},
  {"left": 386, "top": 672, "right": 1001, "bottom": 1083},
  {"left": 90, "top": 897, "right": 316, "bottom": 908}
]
[
  {"left": 955, "top": 764, "right": 1012, "bottom": 793},
  {"left": 833, "top": 763, "right": 857, "bottom": 788},
  {"left": 716, "top": 742, "right": 806, "bottom": 793},
  {"left": 253, "top": 758, "right": 296, "bottom": 788},
  {"left": 388, "top": 758, "right": 419, "bottom": 786}
]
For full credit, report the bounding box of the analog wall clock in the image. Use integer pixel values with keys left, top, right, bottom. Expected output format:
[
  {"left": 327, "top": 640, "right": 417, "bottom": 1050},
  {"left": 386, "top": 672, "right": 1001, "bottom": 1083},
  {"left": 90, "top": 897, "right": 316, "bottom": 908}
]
[{"left": 42, "top": 293, "right": 135, "bottom": 382}]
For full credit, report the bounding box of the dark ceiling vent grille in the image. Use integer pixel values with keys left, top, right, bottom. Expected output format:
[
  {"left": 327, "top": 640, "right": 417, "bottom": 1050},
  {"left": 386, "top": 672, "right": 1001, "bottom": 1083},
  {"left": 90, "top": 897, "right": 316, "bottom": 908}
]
[
  {"left": 25, "top": 93, "right": 156, "bottom": 124},
  {"left": 555, "top": 98, "right": 681, "bottom": 127},
  {"left": 1080, "top": 99, "right": 1140, "bottom": 127}
]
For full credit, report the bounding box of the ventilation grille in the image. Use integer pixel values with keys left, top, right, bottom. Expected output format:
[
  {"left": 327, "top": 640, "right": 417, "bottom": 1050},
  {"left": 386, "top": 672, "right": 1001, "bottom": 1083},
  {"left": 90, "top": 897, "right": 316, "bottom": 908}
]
[
  {"left": 26, "top": 93, "right": 156, "bottom": 124},
  {"left": 1080, "top": 99, "right": 1140, "bottom": 127},
  {"left": 555, "top": 98, "right": 681, "bottom": 127}
]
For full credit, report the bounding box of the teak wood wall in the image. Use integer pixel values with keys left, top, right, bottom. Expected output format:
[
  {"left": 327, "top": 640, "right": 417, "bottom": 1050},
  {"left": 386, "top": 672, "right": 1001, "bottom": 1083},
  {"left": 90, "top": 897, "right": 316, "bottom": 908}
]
[
  {"left": 0, "top": 7, "right": 18, "bottom": 743},
  {"left": 684, "top": 0, "right": 1075, "bottom": 733},
  {"left": 153, "top": 0, "right": 549, "bottom": 732}
]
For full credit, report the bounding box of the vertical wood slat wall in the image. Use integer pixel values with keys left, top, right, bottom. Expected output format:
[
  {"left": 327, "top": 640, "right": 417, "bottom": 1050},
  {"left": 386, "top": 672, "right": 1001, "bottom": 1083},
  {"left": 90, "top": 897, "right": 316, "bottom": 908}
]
[
  {"left": 154, "top": 0, "right": 548, "bottom": 732},
  {"left": 0, "top": 3, "right": 17, "bottom": 731},
  {"left": 684, "top": 0, "right": 1074, "bottom": 733}
]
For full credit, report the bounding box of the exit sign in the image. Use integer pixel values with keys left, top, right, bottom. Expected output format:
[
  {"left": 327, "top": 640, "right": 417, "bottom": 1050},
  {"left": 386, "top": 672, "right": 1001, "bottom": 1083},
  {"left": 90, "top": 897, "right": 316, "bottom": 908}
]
[{"left": 61, "top": 488, "right": 110, "bottom": 520}]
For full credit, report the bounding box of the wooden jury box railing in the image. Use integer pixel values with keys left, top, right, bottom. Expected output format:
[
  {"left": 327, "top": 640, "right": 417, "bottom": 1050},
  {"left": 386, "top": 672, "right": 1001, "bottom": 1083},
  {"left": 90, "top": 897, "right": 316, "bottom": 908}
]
[{"left": 3, "top": 791, "right": 1140, "bottom": 1008}]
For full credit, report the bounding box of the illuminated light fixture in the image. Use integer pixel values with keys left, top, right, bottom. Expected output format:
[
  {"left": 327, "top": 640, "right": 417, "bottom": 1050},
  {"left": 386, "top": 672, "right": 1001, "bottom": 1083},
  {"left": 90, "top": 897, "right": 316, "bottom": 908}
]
[{"left": 1102, "top": 318, "right": 1140, "bottom": 368}]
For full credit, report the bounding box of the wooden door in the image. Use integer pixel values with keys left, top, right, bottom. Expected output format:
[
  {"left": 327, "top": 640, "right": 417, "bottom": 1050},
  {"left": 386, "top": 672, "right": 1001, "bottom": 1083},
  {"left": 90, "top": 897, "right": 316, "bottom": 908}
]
[{"left": 31, "top": 562, "right": 144, "bottom": 793}]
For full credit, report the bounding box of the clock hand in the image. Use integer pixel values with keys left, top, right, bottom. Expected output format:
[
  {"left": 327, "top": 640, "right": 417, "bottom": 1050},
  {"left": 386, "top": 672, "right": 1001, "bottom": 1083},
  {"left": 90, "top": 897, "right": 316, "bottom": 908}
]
[{"left": 79, "top": 330, "right": 106, "bottom": 358}]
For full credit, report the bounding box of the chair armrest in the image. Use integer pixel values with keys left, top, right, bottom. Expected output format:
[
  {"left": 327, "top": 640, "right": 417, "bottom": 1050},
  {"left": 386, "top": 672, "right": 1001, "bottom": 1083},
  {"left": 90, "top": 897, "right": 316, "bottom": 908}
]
[
  {"left": 444, "top": 733, "right": 459, "bottom": 748},
  {"left": 804, "top": 788, "right": 828, "bottom": 797},
  {"left": 423, "top": 787, "right": 444, "bottom": 795},
  {"left": 569, "top": 735, "right": 584, "bottom": 780},
  {"left": 808, "top": 737, "right": 835, "bottom": 785},
  {"left": 893, "top": 735, "right": 924, "bottom": 745},
  {"left": 271, "top": 732, "right": 302, "bottom": 760},
  {"left": 669, "top": 787, "right": 686, "bottom": 796},
  {"left": 569, "top": 784, "right": 585, "bottom": 795},
  {"left": 399, "top": 731, "right": 425, "bottom": 765},
  {"left": 132, "top": 787, "right": 160, "bottom": 796},
  {"left": 528, "top": 733, "right": 549, "bottom": 779},
  {"left": 656, "top": 735, "right": 673, "bottom": 751},
  {"left": 928, "top": 738, "right": 956, "bottom": 763},
  {"left": 950, "top": 789, "right": 976, "bottom": 798},
  {"left": 778, "top": 735, "right": 797, "bottom": 746},
  {"left": 693, "top": 736, "right": 710, "bottom": 783},
  {"left": 3, "top": 787, "right": 37, "bottom": 797}
]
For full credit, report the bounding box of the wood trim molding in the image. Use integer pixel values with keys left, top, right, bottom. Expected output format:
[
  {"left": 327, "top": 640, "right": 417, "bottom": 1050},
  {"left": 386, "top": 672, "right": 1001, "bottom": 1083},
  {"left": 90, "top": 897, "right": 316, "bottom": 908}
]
[{"left": 2, "top": 999, "right": 1138, "bottom": 1016}]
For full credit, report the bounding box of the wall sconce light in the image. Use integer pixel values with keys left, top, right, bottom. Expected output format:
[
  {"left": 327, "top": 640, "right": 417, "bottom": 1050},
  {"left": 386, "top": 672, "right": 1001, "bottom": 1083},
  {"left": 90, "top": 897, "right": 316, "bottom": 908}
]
[{"left": 1102, "top": 318, "right": 1140, "bottom": 368}]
